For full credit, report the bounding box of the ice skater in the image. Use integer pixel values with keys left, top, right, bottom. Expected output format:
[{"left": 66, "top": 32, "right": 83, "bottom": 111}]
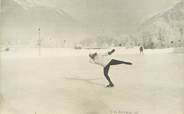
[{"left": 89, "top": 49, "right": 132, "bottom": 88}]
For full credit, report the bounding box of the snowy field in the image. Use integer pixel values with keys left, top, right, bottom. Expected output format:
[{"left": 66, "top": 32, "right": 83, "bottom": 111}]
[{"left": 0, "top": 48, "right": 184, "bottom": 114}]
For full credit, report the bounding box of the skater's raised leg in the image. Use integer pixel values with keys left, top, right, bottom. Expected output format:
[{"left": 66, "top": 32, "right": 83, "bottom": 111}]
[{"left": 109, "top": 59, "right": 132, "bottom": 65}]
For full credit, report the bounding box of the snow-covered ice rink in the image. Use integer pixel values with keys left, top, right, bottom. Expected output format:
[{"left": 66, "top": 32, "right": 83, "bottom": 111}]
[{"left": 0, "top": 48, "right": 184, "bottom": 114}]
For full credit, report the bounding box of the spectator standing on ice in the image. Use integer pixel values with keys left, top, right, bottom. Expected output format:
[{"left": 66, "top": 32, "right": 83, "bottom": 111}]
[
  {"left": 139, "top": 46, "right": 144, "bottom": 54},
  {"left": 89, "top": 49, "right": 132, "bottom": 88}
]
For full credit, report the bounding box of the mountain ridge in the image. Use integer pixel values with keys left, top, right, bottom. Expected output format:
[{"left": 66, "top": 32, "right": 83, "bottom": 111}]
[
  {"left": 138, "top": 0, "right": 184, "bottom": 48},
  {"left": 1, "top": 0, "right": 84, "bottom": 47}
]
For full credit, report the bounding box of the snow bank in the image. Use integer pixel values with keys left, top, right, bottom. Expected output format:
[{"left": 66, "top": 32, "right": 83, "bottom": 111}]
[
  {"left": 173, "top": 47, "right": 184, "bottom": 53},
  {"left": 0, "top": 47, "right": 183, "bottom": 58}
]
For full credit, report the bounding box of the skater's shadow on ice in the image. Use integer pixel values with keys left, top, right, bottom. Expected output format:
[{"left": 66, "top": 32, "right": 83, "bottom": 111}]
[{"left": 64, "top": 77, "right": 104, "bottom": 87}]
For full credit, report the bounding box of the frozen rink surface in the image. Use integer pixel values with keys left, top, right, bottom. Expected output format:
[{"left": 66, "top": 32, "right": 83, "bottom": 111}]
[{"left": 0, "top": 48, "right": 184, "bottom": 114}]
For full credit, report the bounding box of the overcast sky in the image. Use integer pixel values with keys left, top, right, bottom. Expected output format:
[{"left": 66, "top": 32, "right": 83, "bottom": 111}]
[{"left": 11, "top": 0, "right": 181, "bottom": 35}]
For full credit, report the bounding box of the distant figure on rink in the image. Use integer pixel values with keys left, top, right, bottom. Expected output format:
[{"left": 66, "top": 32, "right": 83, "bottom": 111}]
[
  {"left": 89, "top": 49, "right": 133, "bottom": 88},
  {"left": 139, "top": 46, "right": 144, "bottom": 54}
]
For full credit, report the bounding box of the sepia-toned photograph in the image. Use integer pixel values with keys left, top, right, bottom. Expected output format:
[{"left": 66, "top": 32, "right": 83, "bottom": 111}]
[{"left": 0, "top": 0, "right": 184, "bottom": 114}]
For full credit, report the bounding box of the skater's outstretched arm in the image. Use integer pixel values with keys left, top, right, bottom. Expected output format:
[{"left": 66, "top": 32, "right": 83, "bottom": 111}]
[
  {"left": 89, "top": 53, "right": 97, "bottom": 64},
  {"left": 108, "top": 49, "right": 115, "bottom": 55},
  {"left": 102, "top": 49, "right": 115, "bottom": 56},
  {"left": 89, "top": 52, "right": 97, "bottom": 59}
]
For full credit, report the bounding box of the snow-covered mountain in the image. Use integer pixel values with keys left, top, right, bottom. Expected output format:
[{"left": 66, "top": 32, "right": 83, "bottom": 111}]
[
  {"left": 0, "top": 0, "right": 85, "bottom": 47},
  {"left": 139, "top": 0, "right": 184, "bottom": 48}
]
